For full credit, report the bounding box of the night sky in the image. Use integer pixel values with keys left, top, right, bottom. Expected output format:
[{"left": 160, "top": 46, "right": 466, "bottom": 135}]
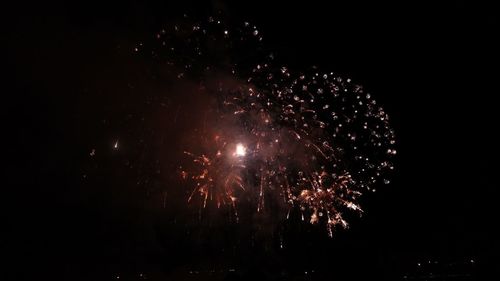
[{"left": 5, "top": 1, "right": 499, "bottom": 280}]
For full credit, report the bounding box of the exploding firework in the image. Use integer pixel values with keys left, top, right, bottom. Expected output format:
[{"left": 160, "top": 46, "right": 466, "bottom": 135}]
[{"left": 138, "top": 16, "right": 396, "bottom": 236}]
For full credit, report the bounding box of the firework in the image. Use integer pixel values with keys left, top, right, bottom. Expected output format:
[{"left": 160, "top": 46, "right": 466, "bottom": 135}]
[{"left": 139, "top": 16, "right": 396, "bottom": 236}]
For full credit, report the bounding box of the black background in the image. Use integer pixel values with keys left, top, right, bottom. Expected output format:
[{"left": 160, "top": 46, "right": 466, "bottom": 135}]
[{"left": 4, "top": 1, "right": 498, "bottom": 280}]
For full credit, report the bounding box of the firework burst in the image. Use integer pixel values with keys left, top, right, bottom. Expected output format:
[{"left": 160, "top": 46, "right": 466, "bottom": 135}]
[{"left": 139, "top": 16, "right": 396, "bottom": 236}]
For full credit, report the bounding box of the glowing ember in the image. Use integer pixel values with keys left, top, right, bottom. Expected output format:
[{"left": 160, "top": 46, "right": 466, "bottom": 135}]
[{"left": 235, "top": 143, "right": 246, "bottom": 157}]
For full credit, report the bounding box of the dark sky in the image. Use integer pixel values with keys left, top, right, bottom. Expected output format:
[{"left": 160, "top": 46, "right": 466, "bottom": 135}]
[{"left": 4, "top": 1, "right": 498, "bottom": 280}]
